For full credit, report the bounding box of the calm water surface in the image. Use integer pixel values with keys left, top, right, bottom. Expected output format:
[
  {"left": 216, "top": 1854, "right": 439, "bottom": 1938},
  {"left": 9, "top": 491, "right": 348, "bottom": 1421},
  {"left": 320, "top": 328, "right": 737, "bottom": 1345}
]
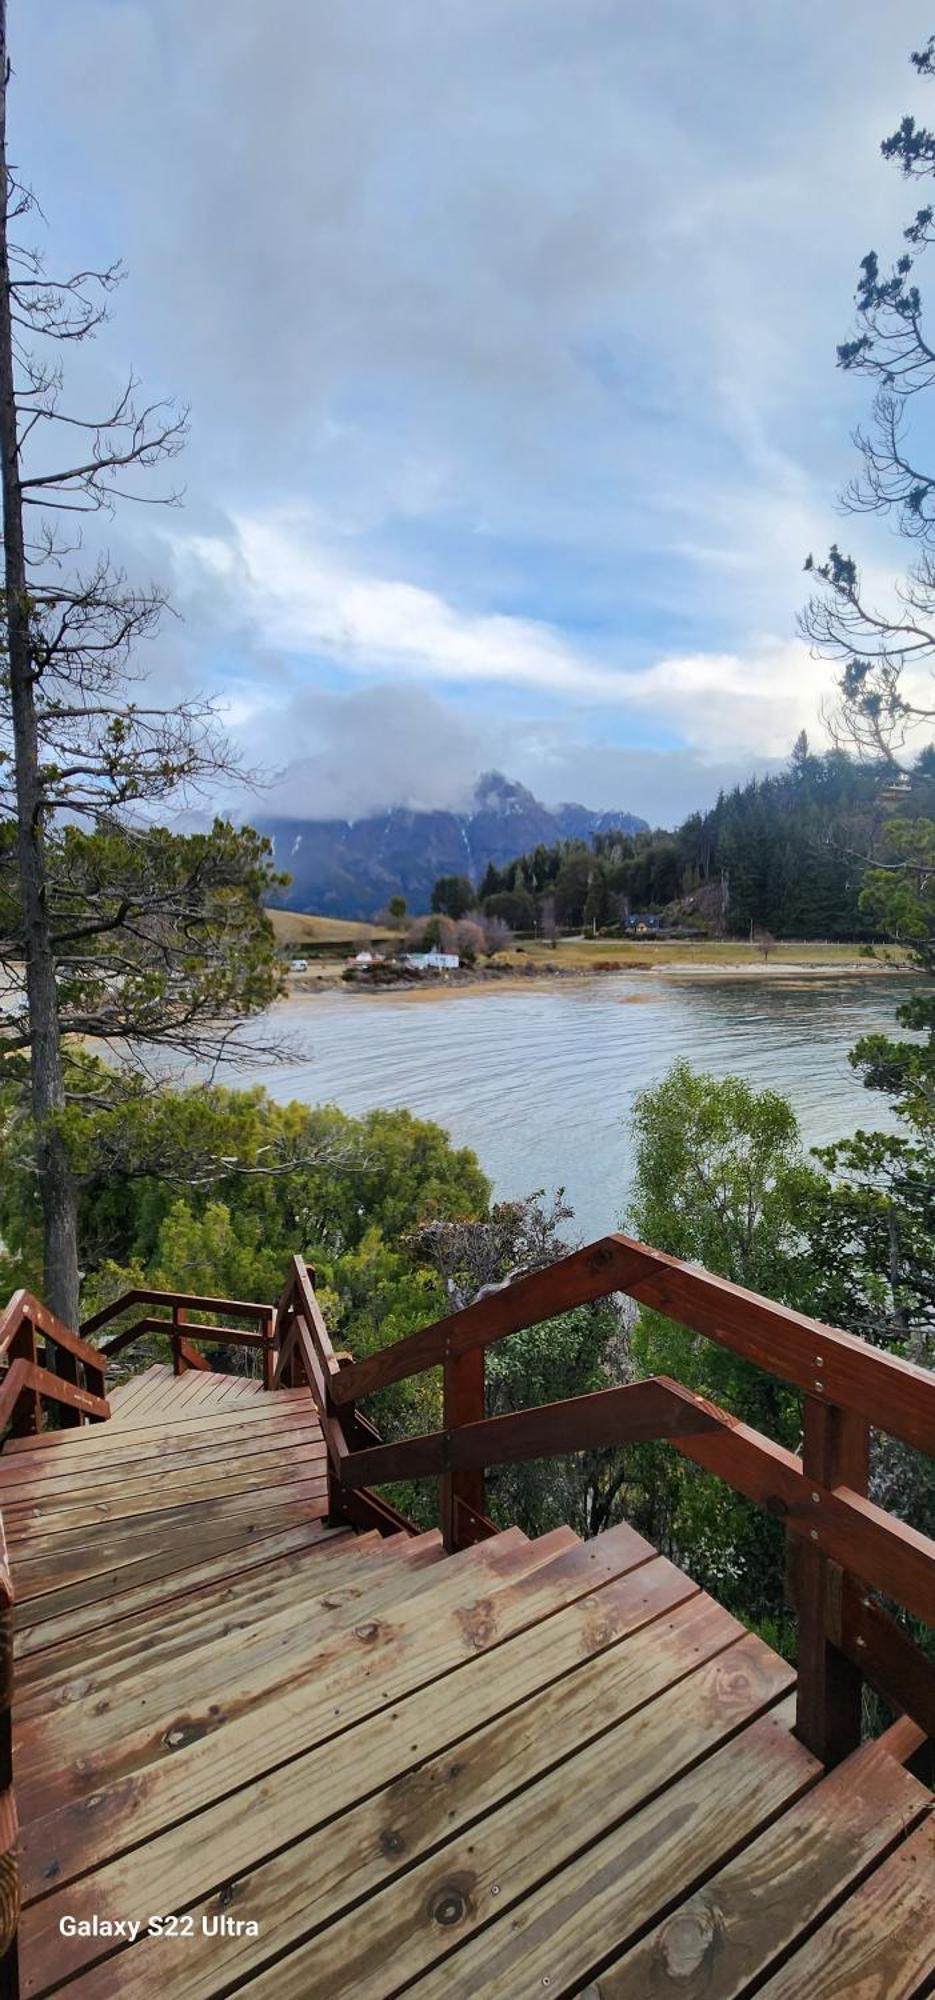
[{"left": 239, "top": 974, "right": 913, "bottom": 1239}]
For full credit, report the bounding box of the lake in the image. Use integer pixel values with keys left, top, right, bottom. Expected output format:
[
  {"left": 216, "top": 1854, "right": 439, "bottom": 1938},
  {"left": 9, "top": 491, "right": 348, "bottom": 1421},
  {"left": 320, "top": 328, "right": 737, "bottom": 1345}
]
[{"left": 229, "top": 973, "right": 913, "bottom": 1240}]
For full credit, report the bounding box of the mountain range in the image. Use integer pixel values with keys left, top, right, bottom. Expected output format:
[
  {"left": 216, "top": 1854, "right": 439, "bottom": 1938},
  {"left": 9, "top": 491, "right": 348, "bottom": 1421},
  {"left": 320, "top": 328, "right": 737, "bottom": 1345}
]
[{"left": 257, "top": 772, "right": 647, "bottom": 921}]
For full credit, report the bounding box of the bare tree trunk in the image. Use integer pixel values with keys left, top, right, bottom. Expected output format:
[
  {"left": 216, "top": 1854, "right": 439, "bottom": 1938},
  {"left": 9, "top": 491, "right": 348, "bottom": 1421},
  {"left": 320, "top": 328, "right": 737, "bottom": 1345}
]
[{"left": 0, "top": 4, "right": 79, "bottom": 1327}]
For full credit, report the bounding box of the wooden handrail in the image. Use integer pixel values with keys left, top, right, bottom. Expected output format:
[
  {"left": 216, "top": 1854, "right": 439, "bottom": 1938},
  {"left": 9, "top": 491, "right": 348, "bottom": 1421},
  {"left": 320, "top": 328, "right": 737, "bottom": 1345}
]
[
  {"left": 81, "top": 1287, "right": 272, "bottom": 1337},
  {"left": 329, "top": 1231, "right": 935, "bottom": 1456},
  {"left": 303, "top": 1231, "right": 935, "bottom": 1767},
  {"left": 0, "top": 1291, "right": 109, "bottom": 1441},
  {"left": 99, "top": 1316, "right": 272, "bottom": 1360},
  {"left": 0, "top": 1290, "right": 105, "bottom": 1372},
  {"left": 338, "top": 1374, "right": 934, "bottom": 1622},
  {"left": 270, "top": 1256, "right": 416, "bottom": 1539},
  {"left": 0, "top": 1359, "right": 109, "bottom": 1431}
]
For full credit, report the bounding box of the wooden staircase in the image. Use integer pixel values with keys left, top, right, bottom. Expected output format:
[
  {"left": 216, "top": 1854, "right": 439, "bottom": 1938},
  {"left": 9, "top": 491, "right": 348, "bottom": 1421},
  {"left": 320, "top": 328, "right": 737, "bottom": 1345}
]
[
  {"left": 0, "top": 1362, "right": 928, "bottom": 1997},
  {"left": 0, "top": 1244, "right": 931, "bottom": 1995}
]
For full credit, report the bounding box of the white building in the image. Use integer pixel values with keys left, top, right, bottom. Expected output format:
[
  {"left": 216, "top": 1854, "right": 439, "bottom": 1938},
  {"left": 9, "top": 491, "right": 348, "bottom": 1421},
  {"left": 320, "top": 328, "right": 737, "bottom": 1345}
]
[{"left": 403, "top": 950, "right": 460, "bottom": 971}]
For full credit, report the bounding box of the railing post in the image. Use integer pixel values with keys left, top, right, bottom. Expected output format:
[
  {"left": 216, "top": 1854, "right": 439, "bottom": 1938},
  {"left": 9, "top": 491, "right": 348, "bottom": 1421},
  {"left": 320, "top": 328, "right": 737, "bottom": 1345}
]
[
  {"left": 793, "top": 1397, "right": 869, "bottom": 1767},
  {"left": 262, "top": 1310, "right": 275, "bottom": 1393},
  {"left": 47, "top": 1336, "right": 82, "bottom": 1428},
  {"left": 7, "top": 1321, "right": 39, "bottom": 1439},
  {"left": 83, "top": 1351, "right": 107, "bottom": 1420},
  {"left": 440, "top": 1344, "right": 485, "bottom": 1553},
  {"left": 0, "top": 1524, "right": 20, "bottom": 1995},
  {"left": 171, "top": 1303, "right": 186, "bottom": 1376}
]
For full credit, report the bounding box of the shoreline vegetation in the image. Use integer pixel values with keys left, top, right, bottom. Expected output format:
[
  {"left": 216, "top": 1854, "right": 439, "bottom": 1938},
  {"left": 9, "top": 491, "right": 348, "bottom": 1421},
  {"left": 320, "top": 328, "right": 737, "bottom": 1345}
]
[{"left": 272, "top": 928, "right": 913, "bottom": 1000}]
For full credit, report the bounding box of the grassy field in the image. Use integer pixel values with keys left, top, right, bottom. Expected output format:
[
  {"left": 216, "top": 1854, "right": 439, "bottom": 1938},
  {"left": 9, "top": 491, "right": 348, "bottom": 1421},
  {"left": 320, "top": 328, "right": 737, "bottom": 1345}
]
[
  {"left": 268, "top": 909, "right": 394, "bottom": 948},
  {"left": 505, "top": 936, "right": 902, "bottom": 970},
  {"left": 267, "top": 912, "right": 908, "bottom": 982}
]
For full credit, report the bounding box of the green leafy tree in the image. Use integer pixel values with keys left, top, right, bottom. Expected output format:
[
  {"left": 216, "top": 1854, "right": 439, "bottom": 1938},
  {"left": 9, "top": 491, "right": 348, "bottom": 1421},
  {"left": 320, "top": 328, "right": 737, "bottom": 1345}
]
[{"left": 623, "top": 1061, "right": 828, "bottom": 1632}]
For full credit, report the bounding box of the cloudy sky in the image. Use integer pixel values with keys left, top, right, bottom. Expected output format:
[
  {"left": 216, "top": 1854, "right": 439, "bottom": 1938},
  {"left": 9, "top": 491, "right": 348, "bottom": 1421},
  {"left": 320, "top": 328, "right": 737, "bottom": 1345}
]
[{"left": 14, "top": 1, "right": 935, "bottom": 824}]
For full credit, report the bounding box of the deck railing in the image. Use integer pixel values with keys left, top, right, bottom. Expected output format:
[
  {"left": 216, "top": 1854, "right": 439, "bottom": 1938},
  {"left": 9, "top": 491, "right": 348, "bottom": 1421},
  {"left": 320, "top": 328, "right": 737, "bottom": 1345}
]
[
  {"left": 282, "top": 1231, "right": 935, "bottom": 1772},
  {"left": 0, "top": 1290, "right": 109, "bottom": 1437},
  {"left": 81, "top": 1288, "right": 277, "bottom": 1387}
]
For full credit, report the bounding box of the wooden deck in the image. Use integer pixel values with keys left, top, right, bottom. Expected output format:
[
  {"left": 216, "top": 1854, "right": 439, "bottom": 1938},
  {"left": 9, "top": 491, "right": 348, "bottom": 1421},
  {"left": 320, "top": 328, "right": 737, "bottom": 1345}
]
[{"left": 2, "top": 1363, "right": 932, "bottom": 1998}]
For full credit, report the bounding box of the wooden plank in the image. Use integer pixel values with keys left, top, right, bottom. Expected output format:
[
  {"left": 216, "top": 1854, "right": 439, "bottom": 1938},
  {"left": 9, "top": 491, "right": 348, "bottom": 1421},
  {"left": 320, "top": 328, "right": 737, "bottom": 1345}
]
[
  {"left": 231, "top": 1674, "right": 810, "bottom": 2000},
  {"left": 2, "top": 1438, "right": 327, "bottom": 1520},
  {"left": 13, "top": 1521, "right": 342, "bottom": 1662},
  {"left": 370, "top": 1703, "right": 812, "bottom": 2000},
  {"left": 0, "top": 1419, "right": 325, "bottom": 1495},
  {"left": 0, "top": 1399, "right": 317, "bottom": 1467},
  {"left": 3, "top": 1449, "right": 327, "bottom": 1539},
  {"left": 16, "top": 1526, "right": 649, "bottom": 1888},
  {"left": 101, "top": 1370, "right": 157, "bottom": 1413},
  {"left": 13, "top": 1530, "right": 565, "bottom": 1822},
  {"left": 9, "top": 1480, "right": 328, "bottom": 1590},
  {"left": 14, "top": 1541, "right": 487, "bottom": 1800},
  {"left": 102, "top": 1371, "right": 171, "bottom": 1424},
  {"left": 26, "top": 1580, "right": 730, "bottom": 1993},
  {"left": 96, "top": 1387, "right": 292, "bottom": 1435},
  {"left": 18, "top": 1554, "right": 690, "bottom": 1910},
  {"left": 8, "top": 1394, "right": 310, "bottom": 1458},
  {"left": 114, "top": 1368, "right": 199, "bottom": 1420},
  {"left": 18, "top": 1552, "right": 699, "bottom": 1960},
  {"left": 13, "top": 1535, "right": 379, "bottom": 1711},
  {"left": 593, "top": 1735, "right": 933, "bottom": 1998},
  {"left": 753, "top": 1818, "right": 935, "bottom": 2000},
  {"left": 343, "top": 1377, "right": 720, "bottom": 1487},
  {"left": 11, "top": 1498, "right": 328, "bottom": 1628}
]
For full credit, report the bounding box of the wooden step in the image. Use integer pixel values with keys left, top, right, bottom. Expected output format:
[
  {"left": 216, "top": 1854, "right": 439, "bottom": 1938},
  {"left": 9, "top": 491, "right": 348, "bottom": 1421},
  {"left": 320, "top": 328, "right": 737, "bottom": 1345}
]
[
  {"left": 18, "top": 1525, "right": 654, "bottom": 1894},
  {"left": 8, "top": 1373, "right": 933, "bottom": 2000},
  {"left": 14, "top": 1533, "right": 402, "bottom": 1712},
  {"left": 594, "top": 1733, "right": 933, "bottom": 1997},
  {"left": 24, "top": 1553, "right": 710, "bottom": 1994},
  {"left": 14, "top": 1535, "right": 493, "bottom": 1777},
  {"left": 14, "top": 1520, "right": 341, "bottom": 1663},
  {"left": 15, "top": 1527, "right": 550, "bottom": 1824}
]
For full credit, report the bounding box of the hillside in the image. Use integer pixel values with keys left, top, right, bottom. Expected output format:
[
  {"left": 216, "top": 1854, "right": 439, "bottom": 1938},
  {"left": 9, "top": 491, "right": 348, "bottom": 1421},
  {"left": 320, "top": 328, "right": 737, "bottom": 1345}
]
[
  {"left": 267, "top": 910, "right": 392, "bottom": 947},
  {"left": 258, "top": 772, "right": 647, "bottom": 920}
]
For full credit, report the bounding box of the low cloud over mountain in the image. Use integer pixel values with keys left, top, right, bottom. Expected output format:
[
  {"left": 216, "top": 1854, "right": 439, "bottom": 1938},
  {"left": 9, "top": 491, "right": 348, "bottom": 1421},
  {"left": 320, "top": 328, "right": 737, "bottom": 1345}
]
[{"left": 257, "top": 771, "right": 647, "bottom": 920}]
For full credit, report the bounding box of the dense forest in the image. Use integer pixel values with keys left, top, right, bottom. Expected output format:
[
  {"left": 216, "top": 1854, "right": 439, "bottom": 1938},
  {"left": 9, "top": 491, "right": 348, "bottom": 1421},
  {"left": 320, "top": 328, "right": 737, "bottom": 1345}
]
[{"left": 439, "top": 740, "right": 935, "bottom": 939}]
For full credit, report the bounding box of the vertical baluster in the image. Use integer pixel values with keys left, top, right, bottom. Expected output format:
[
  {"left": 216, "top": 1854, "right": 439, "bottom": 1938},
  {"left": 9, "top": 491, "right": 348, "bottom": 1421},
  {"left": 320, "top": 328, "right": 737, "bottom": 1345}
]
[
  {"left": 83, "top": 1348, "right": 107, "bottom": 1422},
  {"left": 51, "top": 1331, "right": 82, "bottom": 1428},
  {"left": 794, "top": 1397, "right": 869, "bottom": 1766},
  {"left": 7, "top": 1320, "right": 39, "bottom": 1438},
  {"left": 170, "top": 1302, "right": 186, "bottom": 1376},
  {"left": 440, "top": 1344, "right": 485, "bottom": 1552}
]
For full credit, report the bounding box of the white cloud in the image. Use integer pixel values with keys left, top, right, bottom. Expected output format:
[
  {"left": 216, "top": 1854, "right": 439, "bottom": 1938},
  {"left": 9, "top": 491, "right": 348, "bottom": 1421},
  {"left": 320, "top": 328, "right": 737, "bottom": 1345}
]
[{"left": 176, "top": 511, "right": 826, "bottom": 761}]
